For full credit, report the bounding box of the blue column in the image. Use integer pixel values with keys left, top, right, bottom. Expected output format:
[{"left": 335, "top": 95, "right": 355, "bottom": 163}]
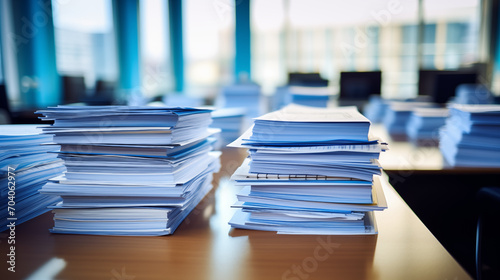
[
  {"left": 168, "top": 0, "right": 184, "bottom": 92},
  {"left": 113, "top": 0, "right": 141, "bottom": 96},
  {"left": 10, "top": 0, "right": 60, "bottom": 108},
  {"left": 495, "top": 3, "right": 500, "bottom": 75},
  {"left": 234, "top": 0, "right": 251, "bottom": 82}
]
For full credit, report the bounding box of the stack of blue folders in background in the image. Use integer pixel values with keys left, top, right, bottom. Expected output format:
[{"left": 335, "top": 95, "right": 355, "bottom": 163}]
[
  {"left": 439, "top": 104, "right": 500, "bottom": 167},
  {"left": 228, "top": 104, "right": 388, "bottom": 235},
  {"left": 272, "top": 86, "right": 292, "bottom": 111},
  {"left": 36, "top": 106, "right": 221, "bottom": 236},
  {"left": 0, "top": 125, "right": 65, "bottom": 230},
  {"left": 454, "top": 84, "right": 494, "bottom": 105},
  {"left": 406, "top": 108, "right": 449, "bottom": 146},
  {"left": 363, "top": 95, "right": 389, "bottom": 123},
  {"left": 211, "top": 107, "right": 247, "bottom": 146},
  {"left": 219, "top": 83, "right": 262, "bottom": 118},
  {"left": 289, "top": 86, "right": 331, "bottom": 108},
  {"left": 383, "top": 101, "right": 435, "bottom": 140}
]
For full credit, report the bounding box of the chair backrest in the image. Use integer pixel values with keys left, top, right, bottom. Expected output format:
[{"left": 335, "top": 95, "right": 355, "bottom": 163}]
[
  {"left": 432, "top": 72, "right": 478, "bottom": 104},
  {"left": 62, "top": 75, "right": 86, "bottom": 104},
  {"left": 0, "top": 84, "right": 11, "bottom": 124},
  {"left": 89, "top": 79, "right": 116, "bottom": 105},
  {"left": 418, "top": 69, "right": 478, "bottom": 104},
  {"left": 339, "top": 71, "right": 381, "bottom": 100},
  {"left": 288, "top": 72, "right": 329, "bottom": 87},
  {"left": 95, "top": 79, "right": 115, "bottom": 93},
  {"left": 476, "top": 186, "right": 500, "bottom": 280}
]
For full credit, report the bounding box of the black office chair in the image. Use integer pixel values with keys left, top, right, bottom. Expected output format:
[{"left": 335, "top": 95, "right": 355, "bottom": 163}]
[
  {"left": 288, "top": 72, "right": 329, "bottom": 87},
  {"left": 0, "top": 84, "right": 11, "bottom": 124},
  {"left": 339, "top": 71, "right": 381, "bottom": 99},
  {"left": 61, "top": 75, "right": 86, "bottom": 104},
  {"left": 431, "top": 72, "right": 478, "bottom": 104},
  {"left": 417, "top": 69, "right": 478, "bottom": 104},
  {"left": 83, "top": 79, "right": 116, "bottom": 105},
  {"left": 339, "top": 71, "right": 381, "bottom": 111},
  {"left": 476, "top": 186, "right": 500, "bottom": 280}
]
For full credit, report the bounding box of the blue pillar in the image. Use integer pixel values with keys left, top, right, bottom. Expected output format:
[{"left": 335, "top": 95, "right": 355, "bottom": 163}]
[
  {"left": 168, "top": 0, "right": 184, "bottom": 92},
  {"left": 10, "top": 0, "right": 60, "bottom": 108},
  {"left": 234, "top": 0, "right": 251, "bottom": 82},
  {"left": 113, "top": 0, "right": 141, "bottom": 96},
  {"left": 495, "top": 3, "right": 500, "bottom": 75}
]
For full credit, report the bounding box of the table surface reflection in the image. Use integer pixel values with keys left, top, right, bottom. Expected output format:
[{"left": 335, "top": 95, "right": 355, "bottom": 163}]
[{"left": 1, "top": 148, "right": 471, "bottom": 280}]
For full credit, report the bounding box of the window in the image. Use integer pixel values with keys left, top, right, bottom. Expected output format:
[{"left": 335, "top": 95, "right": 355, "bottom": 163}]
[
  {"left": 139, "top": 0, "right": 173, "bottom": 97},
  {"left": 251, "top": 0, "right": 480, "bottom": 99},
  {"left": 52, "top": 0, "right": 117, "bottom": 88},
  {"left": 251, "top": 0, "right": 286, "bottom": 94},
  {"left": 184, "top": 0, "right": 234, "bottom": 97},
  {"left": 423, "top": 0, "right": 480, "bottom": 69}
]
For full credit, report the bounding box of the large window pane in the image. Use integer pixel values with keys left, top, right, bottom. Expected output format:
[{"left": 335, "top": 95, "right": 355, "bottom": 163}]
[
  {"left": 184, "top": 0, "right": 234, "bottom": 97},
  {"left": 251, "top": 0, "right": 421, "bottom": 98},
  {"left": 251, "top": 0, "right": 285, "bottom": 94},
  {"left": 140, "top": 0, "right": 172, "bottom": 97},
  {"left": 52, "top": 0, "right": 117, "bottom": 89},
  {"left": 423, "top": 0, "right": 480, "bottom": 69},
  {"left": 251, "top": 0, "right": 480, "bottom": 99}
]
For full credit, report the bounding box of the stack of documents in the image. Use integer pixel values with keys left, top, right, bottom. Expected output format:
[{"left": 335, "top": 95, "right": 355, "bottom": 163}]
[
  {"left": 36, "top": 106, "right": 221, "bottom": 236},
  {"left": 439, "top": 104, "right": 500, "bottom": 167},
  {"left": 219, "top": 83, "right": 263, "bottom": 118},
  {"left": 363, "top": 95, "right": 389, "bottom": 123},
  {"left": 228, "top": 104, "right": 388, "bottom": 234},
  {"left": 289, "top": 86, "right": 331, "bottom": 108},
  {"left": 454, "top": 84, "right": 494, "bottom": 105},
  {"left": 0, "top": 125, "right": 65, "bottom": 230},
  {"left": 162, "top": 94, "right": 204, "bottom": 107},
  {"left": 383, "top": 101, "right": 435, "bottom": 140},
  {"left": 211, "top": 107, "right": 247, "bottom": 146},
  {"left": 406, "top": 108, "right": 448, "bottom": 146},
  {"left": 272, "top": 86, "right": 292, "bottom": 111}
]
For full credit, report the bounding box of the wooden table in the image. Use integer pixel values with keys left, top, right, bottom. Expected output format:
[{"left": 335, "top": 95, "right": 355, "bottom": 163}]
[
  {"left": 373, "top": 123, "right": 500, "bottom": 276},
  {"left": 0, "top": 148, "right": 471, "bottom": 280}
]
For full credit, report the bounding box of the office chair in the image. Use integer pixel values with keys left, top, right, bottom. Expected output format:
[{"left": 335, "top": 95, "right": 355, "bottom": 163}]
[
  {"left": 85, "top": 79, "right": 115, "bottom": 105},
  {"left": 417, "top": 69, "right": 478, "bottom": 104},
  {"left": 0, "top": 84, "right": 11, "bottom": 124},
  {"left": 339, "top": 71, "right": 381, "bottom": 99},
  {"left": 339, "top": 71, "right": 381, "bottom": 111},
  {"left": 418, "top": 70, "right": 451, "bottom": 96},
  {"left": 431, "top": 72, "right": 478, "bottom": 104},
  {"left": 61, "top": 75, "right": 86, "bottom": 104},
  {"left": 288, "top": 72, "right": 329, "bottom": 87},
  {"left": 476, "top": 186, "right": 500, "bottom": 280}
]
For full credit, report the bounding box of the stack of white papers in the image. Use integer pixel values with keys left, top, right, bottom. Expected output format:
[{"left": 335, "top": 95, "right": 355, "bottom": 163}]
[
  {"left": 227, "top": 104, "right": 388, "bottom": 235},
  {"left": 0, "top": 125, "right": 65, "bottom": 230},
  {"left": 36, "top": 106, "right": 221, "bottom": 236},
  {"left": 439, "top": 104, "right": 500, "bottom": 167},
  {"left": 406, "top": 108, "right": 448, "bottom": 146}
]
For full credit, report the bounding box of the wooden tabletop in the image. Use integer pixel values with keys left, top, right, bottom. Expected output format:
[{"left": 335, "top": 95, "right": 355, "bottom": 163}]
[{"left": 0, "top": 148, "right": 471, "bottom": 280}]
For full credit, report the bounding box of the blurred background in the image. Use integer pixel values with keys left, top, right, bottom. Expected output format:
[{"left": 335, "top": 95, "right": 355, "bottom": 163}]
[
  {"left": 1, "top": 0, "right": 499, "bottom": 120},
  {"left": 2, "top": 1, "right": 500, "bottom": 277}
]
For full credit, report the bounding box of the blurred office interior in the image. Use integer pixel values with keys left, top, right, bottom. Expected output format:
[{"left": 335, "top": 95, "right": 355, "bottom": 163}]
[
  {"left": 1, "top": 1, "right": 500, "bottom": 277},
  {"left": 1, "top": 0, "right": 499, "bottom": 116}
]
